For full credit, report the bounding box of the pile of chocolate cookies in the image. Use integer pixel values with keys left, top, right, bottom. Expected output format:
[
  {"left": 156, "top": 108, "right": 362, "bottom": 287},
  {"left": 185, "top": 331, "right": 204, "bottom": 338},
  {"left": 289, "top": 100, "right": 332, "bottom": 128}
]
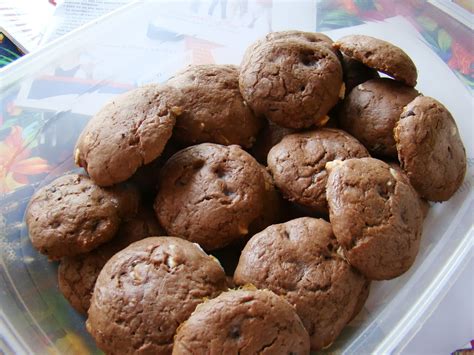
[{"left": 26, "top": 31, "right": 466, "bottom": 354}]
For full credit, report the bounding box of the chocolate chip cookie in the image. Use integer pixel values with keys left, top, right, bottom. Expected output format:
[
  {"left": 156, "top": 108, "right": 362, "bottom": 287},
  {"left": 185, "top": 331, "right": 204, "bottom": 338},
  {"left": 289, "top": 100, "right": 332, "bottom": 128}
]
[
  {"left": 26, "top": 174, "right": 140, "bottom": 260},
  {"left": 167, "top": 64, "right": 262, "bottom": 148},
  {"left": 155, "top": 143, "right": 266, "bottom": 250},
  {"left": 86, "top": 237, "right": 227, "bottom": 354},
  {"left": 75, "top": 84, "right": 183, "bottom": 186},
  {"left": 395, "top": 96, "right": 467, "bottom": 201},
  {"left": 326, "top": 158, "right": 424, "bottom": 280},
  {"left": 234, "top": 217, "right": 366, "bottom": 350},
  {"left": 58, "top": 208, "right": 163, "bottom": 314},
  {"left": 173, "top": 288, "right": 310, "bottom": 354},
  {"left": 338, "top": 78, "right": 419, "bottom": 157},
  {"left": 240, "top": 39, "right": 343, "bottom": 129},
  {"left": 267, "top": 128, "right": 369, "bottom": 214},
  {"left": 334, "top": 34, "right": 417, "bottom": 86}
]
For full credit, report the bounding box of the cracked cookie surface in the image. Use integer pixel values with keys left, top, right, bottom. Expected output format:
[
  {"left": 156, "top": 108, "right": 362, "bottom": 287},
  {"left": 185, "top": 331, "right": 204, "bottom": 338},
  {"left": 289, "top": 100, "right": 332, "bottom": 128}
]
[
  {"left": 75, "top": 84, "right": 183, "bottom": 186},
  {"left": 155, "top": 143, "right": 266, "bottom": 251},
  {"left": 326, "top": 158, "right": 423, "bottom": 280},
  {"left": 264, "top": 30, "right": 338, "bottom": 57},
  {"left": 58, "top": 207, "right": 163, "bottom": 314},
  {"left": 239, "top": 39, "right": 343, "bottom": 129},
  {"left": 86, "top": 237, "right": 227, "bottom": 355},
  {"left": 26, "top": 174, "right": 139, "bottom": 259},
  {"left": 267, "top": 128, "right": 369, "bottom": 214},
  {"left": 394, "top": 96, "right": 466, "bottom": 201},
  {"left": 172, "top": 289, "right": 310, "bottom": 355},
  {"left": 167, "top": 64, "right": 262, "bottom": 148},
  {"left": 234, "top": 217, "right": 365, "bottom": 350},
  {"left": 334, "top": 34, "right": 417, "bottom": 87},
  {"left": 338, "top": 78, "right": 419, "bottom": 157}
]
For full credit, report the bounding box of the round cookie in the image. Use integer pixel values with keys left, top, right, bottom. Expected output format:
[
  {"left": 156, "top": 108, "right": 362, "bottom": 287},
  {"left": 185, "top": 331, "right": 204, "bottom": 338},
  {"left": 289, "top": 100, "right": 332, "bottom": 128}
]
[
  {"left": 167, "top": 64, "right": 262, "bottom": 148},
  {"left": 86, "top": 237, "right": 228, "bottom": 354},
  {"left": 239, "top": 38, "right": 343, "bottom": 129},
  {"left": 265, "top": 30, "right": 338, "bottom": 57},
  {"left": 334, "top": 34, "right": 418, "bottom": 86},
  {"left": 154, "top": 143, "right": 266, "bottom": 250},
  {"left": 394, "top": 96, "right": 467, "bottom": 201},
  {"left": 234, "top": 217, "right": 366, "bottom": 350},
  {"left": 75, "top": 84, "right": 183, "bottom": 186},
  {"left": 341, "top": 53, "right": 380, "bottom": 93},
  {"left": 173, "top": 289, "right": 310, "bottom": 355},
  {"left": 26, "top": 174, "right": 140, "bottom": 260},
  {"left": 325, "top": 158, "right": 424, "bottom": 280},
  {"left": 267, "top": 128, "right": 370, "bottom": 214},
  {"left": 58, "top": 208, "right": 163, "bottom": 315},
  {"left": 251, "top": 119, "right": 296, "bottom": 164},
  {"left": 338, "top": 78, "right": 419, "bottom": 157}
]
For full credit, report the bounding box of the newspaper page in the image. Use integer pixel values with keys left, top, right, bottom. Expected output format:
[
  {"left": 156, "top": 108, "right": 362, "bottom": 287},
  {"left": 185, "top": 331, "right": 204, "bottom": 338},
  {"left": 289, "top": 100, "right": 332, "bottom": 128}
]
[{"left": 41, "top": 0, "right": 131, "bottom": 44}]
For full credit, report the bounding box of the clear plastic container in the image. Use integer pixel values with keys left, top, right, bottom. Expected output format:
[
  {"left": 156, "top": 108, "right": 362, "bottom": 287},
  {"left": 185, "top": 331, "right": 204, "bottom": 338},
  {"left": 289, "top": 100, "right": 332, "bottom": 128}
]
[{"left": 1, "top": 1, "right": 472, "bottom": 354}]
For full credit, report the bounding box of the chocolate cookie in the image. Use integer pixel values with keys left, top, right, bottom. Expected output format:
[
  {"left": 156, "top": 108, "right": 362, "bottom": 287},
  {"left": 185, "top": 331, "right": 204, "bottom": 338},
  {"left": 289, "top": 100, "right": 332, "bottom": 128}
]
[
  {"left": 334, "top": 34, "right": 417, "bottom": 86},
  {"left": 265, "top": 30, "right": 338, "bottom": 57},
  {"left": 267, "top": 128, "right": 369, "bottom": 214},
  {"left": 248, "top": 166, "right": 284, "bottom": 235},
  {"left": 26, "top": 174, "right": 139, "bottom": 260},
  {"left": 349, "top": 280, "right": 371, "bottom": 323},
  {"left": 173, "top": 289, "right": 310, "bottom": 355},
  {"left": 128, "top": 141, "right": 179, "bottom": 199},
  {"left": 167, "top": 65, "right": 262, "bottom": 148},
  {"left": 75, "top": 84, "right": 183, "bottom": 186},
  {"left": 251, "top": 119, "right": 296, "bottom": 164},
  {"left": 58, "top": 208, "right": 163, "bottom": 314},
  {"left": 234, "top": 217, "right": 366, "bottom": 350},
  {"left": 86, "top": 237, "right": 228, "bottom": 354},
  {"left": 239, "top": 38, "right": 343, "bottom": 129},
  {"left": 394, "top": 96, "right": 467, "bottom": 201},
  {"left": 155, "top": 143, "right": 266, "bottom": 250},
  {"left": 338, "top": 78, "right": 419, "bottom": 157},
  {"left": 387, "top": 161, "right": 431, "bottom": 218},
  {"left": 341, "top": 53, "right": 380, "bottom": 93},
  {"left": 326, "top": 158, "right": 424, "bottom": 280}
]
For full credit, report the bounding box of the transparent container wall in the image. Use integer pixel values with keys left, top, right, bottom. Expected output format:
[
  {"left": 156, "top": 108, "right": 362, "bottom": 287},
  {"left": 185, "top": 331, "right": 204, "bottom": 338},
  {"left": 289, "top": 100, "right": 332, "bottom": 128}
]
[{"left": 0, "top": 1, "right": 472, "bottom": 354}]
